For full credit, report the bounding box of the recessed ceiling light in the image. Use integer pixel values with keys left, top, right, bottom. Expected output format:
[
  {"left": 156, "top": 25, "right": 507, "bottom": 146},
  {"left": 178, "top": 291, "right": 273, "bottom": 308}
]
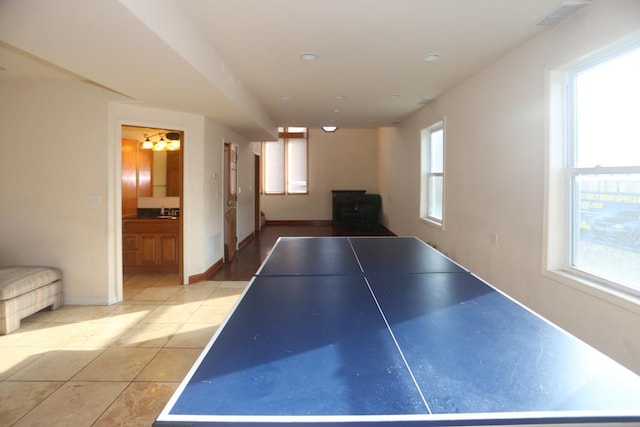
[
  {"left": 389, "top": 94, "right": 401, "bottom": 100},
  {"left": 301, "top": 53, "right": 318, "bottom": 61},
  {"left": 423, "top": 53, "right": 441, "bottom": 62},
  {"left": 322, "top": 126, "right": 338, "bottom": 132},
  {"left": 334, "top": 95, "right": 346, "bottom": 100},
  {"left": 279, "top": 95, "right": 291, "bottom": 101},
  {"left": 333, "top": 108, "right": 340, "bottom": 113}
]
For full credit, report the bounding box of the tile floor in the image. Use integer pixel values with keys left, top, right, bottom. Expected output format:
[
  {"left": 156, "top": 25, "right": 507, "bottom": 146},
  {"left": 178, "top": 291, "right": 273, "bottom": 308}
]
[{"left": 0, "top": 274, "right": 248, "bottom": 426}]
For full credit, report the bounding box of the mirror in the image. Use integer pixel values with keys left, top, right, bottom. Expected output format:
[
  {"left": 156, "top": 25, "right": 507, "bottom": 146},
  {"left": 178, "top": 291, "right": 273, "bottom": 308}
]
[{"left": 138, "top": 149, "right": 181, "bottom": 197}]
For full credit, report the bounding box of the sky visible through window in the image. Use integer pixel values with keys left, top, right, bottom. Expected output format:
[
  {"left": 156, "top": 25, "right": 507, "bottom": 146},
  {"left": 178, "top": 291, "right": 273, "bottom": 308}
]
[{"left": 576, "top": 46, "right": 640, "bottom": 168}]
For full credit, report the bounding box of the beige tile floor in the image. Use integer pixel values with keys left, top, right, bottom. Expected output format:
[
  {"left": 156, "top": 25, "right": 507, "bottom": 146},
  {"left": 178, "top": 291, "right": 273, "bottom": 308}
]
[{"left": 0, "top": 274, "right": 248, "bottom": 426}]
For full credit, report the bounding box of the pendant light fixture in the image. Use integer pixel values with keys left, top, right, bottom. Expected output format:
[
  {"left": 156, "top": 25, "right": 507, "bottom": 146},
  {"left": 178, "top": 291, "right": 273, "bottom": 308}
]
[
  {"left": 141, "top": 135, "right": 154, "bottom": 149},
  {"left": 153, "top": 135, "right": 168, "bottom": 151}
]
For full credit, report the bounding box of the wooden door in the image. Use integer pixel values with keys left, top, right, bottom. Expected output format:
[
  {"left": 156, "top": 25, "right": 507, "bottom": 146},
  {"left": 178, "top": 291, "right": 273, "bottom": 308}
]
[
  {"left": 254, "top": 154, "right": 261, "bottom": 232},
  {"left": 224, "top": 143, "right": 238, "bottom": 261}
]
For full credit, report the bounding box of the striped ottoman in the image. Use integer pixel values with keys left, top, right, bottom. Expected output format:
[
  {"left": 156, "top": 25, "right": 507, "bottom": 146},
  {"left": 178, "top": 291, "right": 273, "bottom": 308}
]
[{"left": 0, "top": 267, "right": 63, "bottom": 334}]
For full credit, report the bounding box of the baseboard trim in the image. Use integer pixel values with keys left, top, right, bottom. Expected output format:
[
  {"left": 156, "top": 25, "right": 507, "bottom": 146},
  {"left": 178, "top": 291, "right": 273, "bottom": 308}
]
[
  {"left": 265, "top": 219, "right": 396, "bottom": 235},
  {"left": 189, "top": 258, "right": 223, "bottom": 284},
  {"left": 238, "top": 232, "right": 255, "bottom": 250},
  {"left": 265, "top": 220, "right": 333, "bottom": 226},
  {"left": 379, "top": 224, "right": 396, "bottom": 236}
]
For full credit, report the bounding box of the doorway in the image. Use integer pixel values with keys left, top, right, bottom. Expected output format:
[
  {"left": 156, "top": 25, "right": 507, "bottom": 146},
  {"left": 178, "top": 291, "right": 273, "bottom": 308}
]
[
  {"left": 224, "top": 142, "right": 238, "bottom": 261},
  {"left": 120, "top": 125, "right": 184, "bottom": 283}
]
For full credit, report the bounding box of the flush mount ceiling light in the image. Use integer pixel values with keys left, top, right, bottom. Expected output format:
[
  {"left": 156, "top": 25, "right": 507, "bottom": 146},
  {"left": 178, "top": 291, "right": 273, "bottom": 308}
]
[
  {"left": 322, "top": 126, "right": 338, "bottom": 133},
  {"left": 300, "top": 53, "right": 318, "bottom": 61}
]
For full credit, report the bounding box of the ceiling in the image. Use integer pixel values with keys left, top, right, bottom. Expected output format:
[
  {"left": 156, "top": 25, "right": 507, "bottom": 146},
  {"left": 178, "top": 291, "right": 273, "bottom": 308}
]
[{"left": 0, "top": 0, "right": 586, "bottom": 141}]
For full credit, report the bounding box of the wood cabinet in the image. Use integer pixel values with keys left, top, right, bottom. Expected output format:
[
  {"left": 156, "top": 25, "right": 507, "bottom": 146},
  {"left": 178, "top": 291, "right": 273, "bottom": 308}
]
[{"left": 123, "top": 219, "right": 180, "bottom": 273}]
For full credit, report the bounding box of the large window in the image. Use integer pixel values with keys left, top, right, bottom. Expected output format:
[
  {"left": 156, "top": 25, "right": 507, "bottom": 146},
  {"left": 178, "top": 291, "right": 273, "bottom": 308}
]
[
  {"left": 564, "top": 44, "right": 640, "bottom": 294},
  {"left": 262, "top": 127, "right": 308, "bottom": 195},
  {"left": 420, "top": 120, "right": 445, "bottom": 227}
]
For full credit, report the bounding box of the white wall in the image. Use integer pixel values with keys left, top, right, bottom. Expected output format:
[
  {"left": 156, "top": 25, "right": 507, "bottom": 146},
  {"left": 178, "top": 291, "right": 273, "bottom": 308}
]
[
  {"left": 261, "top": 127, "right": 379, "bottom": 221},
  {"left": 0, "top": 79, "right": 126, "bottom": 304},
  {"left": 379, "top": 0, "right": 640, "bottom": 373},
  {"left": 202, "top": 118, "right": 255, "bottom": 267},
  {"left": 0, "top": 77, "right": 257, "bottom": 304}
]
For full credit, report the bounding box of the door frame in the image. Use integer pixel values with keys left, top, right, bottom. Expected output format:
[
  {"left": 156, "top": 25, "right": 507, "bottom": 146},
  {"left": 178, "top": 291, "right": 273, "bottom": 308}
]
[
  {"left": 120, "top": 124, "right": 184, "bottom": 283},
  {"left": 254, "top": 153, "right": 261, "bottom": 232},
  {"left": 223, "top": 142, "right": 238, "bottom": 262}
]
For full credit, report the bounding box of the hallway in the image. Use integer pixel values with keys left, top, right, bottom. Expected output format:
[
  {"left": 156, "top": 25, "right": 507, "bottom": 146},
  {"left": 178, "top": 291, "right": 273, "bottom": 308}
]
[{"left": 209, "top": 222, "right": 394, "bottom": 281}]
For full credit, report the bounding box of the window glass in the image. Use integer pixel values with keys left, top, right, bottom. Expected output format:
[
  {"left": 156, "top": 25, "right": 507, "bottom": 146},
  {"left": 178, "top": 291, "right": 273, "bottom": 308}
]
[
  {"left": 287, "top": 137, "right": 307, "bottom": 194},
  {"left": 428, "top": 175, "right": 443, "bottom": 220},
  {"left": 574, "top": 47, "right": 640, "bottom": 167},
  {"left": 263, "top": 140, "right": 285, "bottom": 194},
  {"left": 568, "top": 45, "right": 640, "bottom": 292},
  {"left": 429, "top": 128, "right": 444, "bottom": 173}
]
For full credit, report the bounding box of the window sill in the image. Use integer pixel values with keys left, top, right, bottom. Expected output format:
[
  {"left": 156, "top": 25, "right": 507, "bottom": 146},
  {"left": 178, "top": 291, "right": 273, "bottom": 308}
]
[
  {"left": 543, "top": 269, "right": 640, "bottom": 316},
  {"left": 419, "top": 217, "right": 444, "bottom": 230}
]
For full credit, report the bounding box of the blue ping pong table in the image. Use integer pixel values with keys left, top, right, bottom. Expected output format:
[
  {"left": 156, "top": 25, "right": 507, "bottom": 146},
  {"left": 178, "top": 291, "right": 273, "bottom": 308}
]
[{"left": 155, "top": 236, "right": 640, "bottom": 426}]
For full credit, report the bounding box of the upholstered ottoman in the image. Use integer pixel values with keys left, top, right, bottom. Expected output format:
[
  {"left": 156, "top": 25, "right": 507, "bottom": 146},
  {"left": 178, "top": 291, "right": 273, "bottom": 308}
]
[{"left": 0, "top": 266, "right": 63, "bottom": 335}]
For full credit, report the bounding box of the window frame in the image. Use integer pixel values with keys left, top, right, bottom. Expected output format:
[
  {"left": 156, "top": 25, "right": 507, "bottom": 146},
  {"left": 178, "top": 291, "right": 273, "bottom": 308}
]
[
  {"left": 420, "top": 119, "right": 445, "bottom": 229},
  {"left": 261, "top": 127, "right": 309, "bottom": 195},
  {"left": 545, "top": 40, "right": 640, "bottom": 303}
]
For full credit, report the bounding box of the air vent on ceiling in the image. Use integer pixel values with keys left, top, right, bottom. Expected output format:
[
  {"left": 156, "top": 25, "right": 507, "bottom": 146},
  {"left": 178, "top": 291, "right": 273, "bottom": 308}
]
[{"left": 535, "top": 1, "right": 591, "bottom": 27}]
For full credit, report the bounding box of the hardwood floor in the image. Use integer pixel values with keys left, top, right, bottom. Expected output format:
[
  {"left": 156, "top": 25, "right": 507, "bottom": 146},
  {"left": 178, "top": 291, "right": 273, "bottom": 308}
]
[{"left": 208, "top": 222, "right": 394, "bottom": 281}]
